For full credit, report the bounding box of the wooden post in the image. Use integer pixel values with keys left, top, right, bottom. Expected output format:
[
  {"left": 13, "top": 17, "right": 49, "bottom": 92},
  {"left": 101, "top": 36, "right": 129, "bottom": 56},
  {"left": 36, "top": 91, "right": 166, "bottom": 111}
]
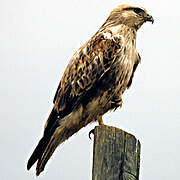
[{"left": 92, "top": 125, "right": 141, "bottom": 180}]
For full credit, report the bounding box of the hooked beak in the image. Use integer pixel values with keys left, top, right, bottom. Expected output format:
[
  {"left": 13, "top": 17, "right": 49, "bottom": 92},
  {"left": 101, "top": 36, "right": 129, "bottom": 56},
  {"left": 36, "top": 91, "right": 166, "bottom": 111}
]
[{"left": 144, "top": 14, "right": 154, "bottom": 24}]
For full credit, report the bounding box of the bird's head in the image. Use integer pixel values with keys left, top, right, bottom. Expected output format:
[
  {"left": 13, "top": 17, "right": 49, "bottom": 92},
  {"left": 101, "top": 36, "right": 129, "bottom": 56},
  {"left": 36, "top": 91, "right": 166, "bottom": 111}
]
[{"left": 104, "top": 4, "right": 154, "bottom": 30}]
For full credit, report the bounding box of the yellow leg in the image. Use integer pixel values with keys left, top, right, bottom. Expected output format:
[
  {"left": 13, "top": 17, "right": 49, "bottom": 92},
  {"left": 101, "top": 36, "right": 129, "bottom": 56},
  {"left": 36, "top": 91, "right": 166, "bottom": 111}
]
[
  {"left": 97, "top": 116, "right": 104, "bottom": 125},
  {"left": 89, "top": 116, "right": 104, "bottom": 139}
]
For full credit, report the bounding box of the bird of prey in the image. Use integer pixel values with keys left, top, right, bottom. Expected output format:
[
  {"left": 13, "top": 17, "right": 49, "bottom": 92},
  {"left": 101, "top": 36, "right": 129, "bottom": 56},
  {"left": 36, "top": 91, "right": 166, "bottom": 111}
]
[{"left": 27, "top": 4, "right": 154, "bottom": 176}]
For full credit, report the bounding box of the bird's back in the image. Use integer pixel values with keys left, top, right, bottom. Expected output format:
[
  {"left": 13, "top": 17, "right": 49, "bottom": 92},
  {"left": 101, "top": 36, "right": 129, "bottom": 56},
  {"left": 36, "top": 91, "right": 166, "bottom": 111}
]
[{"left": 27, "top": 4, "right": 153, "bottom": 176}]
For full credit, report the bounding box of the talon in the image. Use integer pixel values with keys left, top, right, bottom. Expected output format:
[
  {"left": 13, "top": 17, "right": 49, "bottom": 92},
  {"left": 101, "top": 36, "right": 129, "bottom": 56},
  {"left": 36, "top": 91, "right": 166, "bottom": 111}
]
[{"left": 89, "top": 129, "right": 95, "bottom": 140}]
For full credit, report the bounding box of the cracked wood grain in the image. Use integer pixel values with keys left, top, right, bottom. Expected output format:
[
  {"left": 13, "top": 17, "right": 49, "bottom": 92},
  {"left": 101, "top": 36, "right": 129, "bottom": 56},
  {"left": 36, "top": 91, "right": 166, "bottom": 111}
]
[{"left": 92, "top": 125, "right": 141, "bottom": 180}]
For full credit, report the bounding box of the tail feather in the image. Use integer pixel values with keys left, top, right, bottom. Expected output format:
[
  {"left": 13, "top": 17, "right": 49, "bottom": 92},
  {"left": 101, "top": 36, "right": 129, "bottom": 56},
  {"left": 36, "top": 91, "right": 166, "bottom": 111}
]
[
  {"left": 27, "top": 137, "right": 49, "bottom": 170},
  {"left": 35, "top": 114, "right": 84, "bottom": 176},
  {"left": 28, "top": 106, "right": 86, "bottom": 176},
  {"left": 27, "top": 109, "right": 58, "bottom": 171},
  {"left": 36, "top": 136, "right": 58, "bottom": 176}
]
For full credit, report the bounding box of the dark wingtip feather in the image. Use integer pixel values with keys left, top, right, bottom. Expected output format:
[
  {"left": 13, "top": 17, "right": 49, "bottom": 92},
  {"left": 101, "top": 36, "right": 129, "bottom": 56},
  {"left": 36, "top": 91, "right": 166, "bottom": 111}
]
[
  {"left": 35, "top": 136, "right": 59, "bottom": 176},
  {"left": 27, "top": 158, "right": 33, "bottom": 170},
  {"left": 27, "top": 151, "right": 38, "bottom": 171},
  {"left": 27, "top": 137, "right": 46, "bottom": 171},
  {"left": 27, "top": 108, "right": 59, "bottom": 174}
]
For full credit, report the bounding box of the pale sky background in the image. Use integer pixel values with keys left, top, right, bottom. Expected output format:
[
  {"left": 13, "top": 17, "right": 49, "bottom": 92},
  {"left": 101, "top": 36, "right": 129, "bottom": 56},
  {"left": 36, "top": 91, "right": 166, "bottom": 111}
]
[{"left": 0, "top": 0, "right": 180, "bottom": 179}]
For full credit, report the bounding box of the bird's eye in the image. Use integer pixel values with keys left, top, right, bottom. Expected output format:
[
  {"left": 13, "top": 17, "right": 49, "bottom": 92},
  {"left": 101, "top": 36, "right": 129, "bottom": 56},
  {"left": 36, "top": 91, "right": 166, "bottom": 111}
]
[{"left": 133, "top": 8, "right": 144, "bottom": 14}]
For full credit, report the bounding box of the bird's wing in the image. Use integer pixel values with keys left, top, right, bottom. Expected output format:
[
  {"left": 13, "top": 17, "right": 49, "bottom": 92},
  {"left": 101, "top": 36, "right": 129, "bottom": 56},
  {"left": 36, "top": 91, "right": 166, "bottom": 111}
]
[
  {"left": 52, "top": 30, "right": 122, "bottom": 119},
  {"left": 34, "top": 30, "right": 123, "bottom": 175},
  {"left": 127, "top": 52, "right": 141, "bottom": 89}
]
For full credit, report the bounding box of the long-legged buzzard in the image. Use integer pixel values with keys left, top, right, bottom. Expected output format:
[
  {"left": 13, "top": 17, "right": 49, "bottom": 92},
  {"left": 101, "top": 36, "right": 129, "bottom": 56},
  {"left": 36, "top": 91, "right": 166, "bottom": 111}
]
[{"left": 27, "top": 4, "right": 153, "bottom": 176}]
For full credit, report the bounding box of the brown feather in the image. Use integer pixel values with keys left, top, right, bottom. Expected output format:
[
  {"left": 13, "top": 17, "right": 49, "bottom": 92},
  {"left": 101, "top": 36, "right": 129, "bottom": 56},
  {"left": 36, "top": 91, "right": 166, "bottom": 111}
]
[{"left": 27, "top": 4, "right": 153, "bottom": 176}]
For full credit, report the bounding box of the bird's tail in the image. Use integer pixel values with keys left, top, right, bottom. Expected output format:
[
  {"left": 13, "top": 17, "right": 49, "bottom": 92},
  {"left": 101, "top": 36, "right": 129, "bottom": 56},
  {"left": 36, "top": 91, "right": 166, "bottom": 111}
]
[
  {"left": 27, "top": 107, "right": 85, "bottom": 176},
  {"left": 27, "top": 109, "right": 58, "bottom": 172}
]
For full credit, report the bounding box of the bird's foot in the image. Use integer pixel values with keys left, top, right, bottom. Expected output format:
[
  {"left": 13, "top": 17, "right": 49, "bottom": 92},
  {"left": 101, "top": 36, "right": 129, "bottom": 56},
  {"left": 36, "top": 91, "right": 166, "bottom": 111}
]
[
  {"left": 89, "top": 116, "right": 104, "bottom": 140},
  {"left": 89, "top": 129, "right": 95, "bottom": 140},
  {"left": 97, "top": 116, "right": 104, "bottom": 125}
]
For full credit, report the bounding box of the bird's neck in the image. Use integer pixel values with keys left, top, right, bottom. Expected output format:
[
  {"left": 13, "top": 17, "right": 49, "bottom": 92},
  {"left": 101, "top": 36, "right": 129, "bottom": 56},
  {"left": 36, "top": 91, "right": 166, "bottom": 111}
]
[
  {"left": 110, "top": 24, "right": 136, "bottom": 38},
  {"left": 100, "top": 23, "right": 137, "bottom": 39},
  {"left": 102, "top": 24, "right": 137, "bottom": 47}
]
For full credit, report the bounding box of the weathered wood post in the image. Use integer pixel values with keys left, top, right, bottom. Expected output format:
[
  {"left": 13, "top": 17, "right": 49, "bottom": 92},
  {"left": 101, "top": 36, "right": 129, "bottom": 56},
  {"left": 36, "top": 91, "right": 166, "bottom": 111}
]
[{"left": 92, "top": 125, "right": 141, "bottom": 180}]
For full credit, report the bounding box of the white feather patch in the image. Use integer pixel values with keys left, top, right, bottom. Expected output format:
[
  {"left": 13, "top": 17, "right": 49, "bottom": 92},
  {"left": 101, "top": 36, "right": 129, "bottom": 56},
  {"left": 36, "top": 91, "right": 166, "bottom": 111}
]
[{"left": 103, "top": 32, "right": 112, "bottom": 39}]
